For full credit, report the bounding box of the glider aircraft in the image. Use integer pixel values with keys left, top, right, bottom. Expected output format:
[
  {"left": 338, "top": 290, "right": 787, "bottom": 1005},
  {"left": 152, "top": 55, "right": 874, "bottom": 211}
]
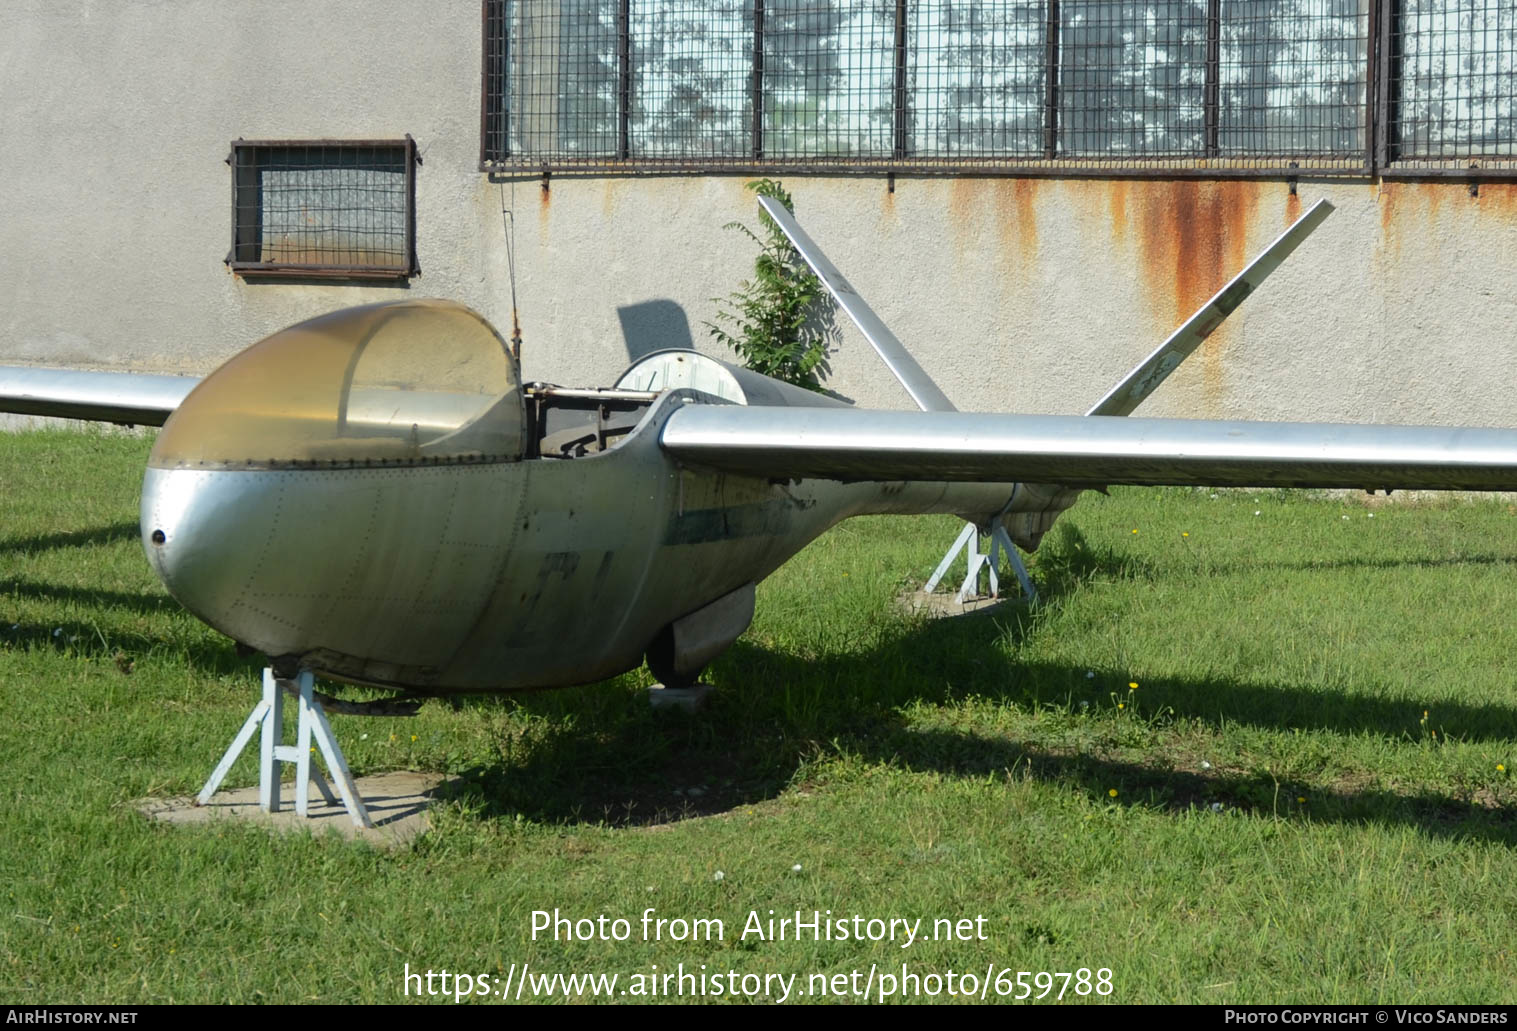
[{"left": 2, "top": 197, "right": 1515, "bottom": 706}]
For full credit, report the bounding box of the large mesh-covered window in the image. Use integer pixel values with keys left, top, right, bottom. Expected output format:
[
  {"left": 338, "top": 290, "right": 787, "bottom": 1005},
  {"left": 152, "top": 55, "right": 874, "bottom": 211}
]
[
  {"left": 1395, "top": 0, "right": 1517, "bottom": 164},
  {"left": 906, "top": 1, "right": 1046, "bottom": 157},
  {"left": 1219, "top": 0, "right": 1369, "bottom": 157},
  {"left": 230, "top": 140, "right": 418, "bottom": 279},
  {"left": 505, "top": 1, "right": 620, "bottom": 157},
  {"left": 481, "top": 0, "right": 1374, "bottom": 174},
  {"left": 1059, "top": 1, "right": 1209, "bottom": 157},
  {"left": 631, "top": 1, "right": 753, "bottom": 157},
  {"left": 763, "top": 1, "right": 896, "bottom": 157}
]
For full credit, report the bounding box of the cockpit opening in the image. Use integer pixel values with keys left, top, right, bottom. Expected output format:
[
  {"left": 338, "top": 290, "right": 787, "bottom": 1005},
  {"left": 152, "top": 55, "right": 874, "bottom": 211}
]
[{"left": 524, "top": 384, "right": 658, "bottom": 459}]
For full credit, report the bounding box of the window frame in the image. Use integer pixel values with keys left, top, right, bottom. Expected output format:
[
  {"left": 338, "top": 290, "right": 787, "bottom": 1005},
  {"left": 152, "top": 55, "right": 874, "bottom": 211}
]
[{"left": 228, "top": 137, "right": 420, "bottom": 281}]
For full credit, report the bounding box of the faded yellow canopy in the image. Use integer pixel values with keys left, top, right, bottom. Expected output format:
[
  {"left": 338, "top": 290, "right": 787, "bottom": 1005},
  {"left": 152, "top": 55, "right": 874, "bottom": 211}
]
[{"left": 150, "top": 300, "right": 525, "bottom": 469}]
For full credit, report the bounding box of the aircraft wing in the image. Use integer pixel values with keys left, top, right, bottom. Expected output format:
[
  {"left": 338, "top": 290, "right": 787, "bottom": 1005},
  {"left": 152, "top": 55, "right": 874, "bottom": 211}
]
[
  {"left": 0, "top": 366, "right": 198, "bottom": 426},
  {"left": 659, "top": 405, "right": 1517, "bottom": 492}
]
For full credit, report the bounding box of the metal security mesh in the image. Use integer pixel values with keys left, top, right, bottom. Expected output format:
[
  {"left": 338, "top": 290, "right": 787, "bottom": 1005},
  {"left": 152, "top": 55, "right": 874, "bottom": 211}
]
[
  {"left": 231, "top": 142, "right": 416, "bottom": 277},
  {"left": 762, "top": 2, "right": 896, "bottom": 157},
  {"left": 906, "top": 2, "right": 1046, "bottom": 157},
  {"left": 483, "top": 1, "right": 1517, "bottom": 177},
  {"left": 632, "top": 1, "right": 753, "bottom": 157},
  {"left": 1059, "top": 2, "right": 1209, "bottom": 157},
  {"left": 1395, "top": 0, "right": 1517, "bottom": 165},
  {"left": 1219, "top": 0, "right": 1369, "bottom": 157}
]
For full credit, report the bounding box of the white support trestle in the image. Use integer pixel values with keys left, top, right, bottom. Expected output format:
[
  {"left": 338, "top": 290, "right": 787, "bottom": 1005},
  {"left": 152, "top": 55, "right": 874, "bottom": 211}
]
[
  {"left": 924, "top": 521, "right": 1037, "bottom": 604},
  {"left": 197, "top": 668, "right": 373, "bottom": 829}
]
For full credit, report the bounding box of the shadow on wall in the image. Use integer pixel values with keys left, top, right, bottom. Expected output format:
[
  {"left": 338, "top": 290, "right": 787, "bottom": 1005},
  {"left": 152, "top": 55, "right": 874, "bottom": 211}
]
[{"left": 617, "top": 299, "right": 692, "bottom": 363}]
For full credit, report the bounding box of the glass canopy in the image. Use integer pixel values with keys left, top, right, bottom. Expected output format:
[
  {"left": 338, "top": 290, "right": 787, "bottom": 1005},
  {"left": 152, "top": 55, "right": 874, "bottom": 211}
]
[{"left": 150, "top": 300, "right": 525, "bottom": 469}]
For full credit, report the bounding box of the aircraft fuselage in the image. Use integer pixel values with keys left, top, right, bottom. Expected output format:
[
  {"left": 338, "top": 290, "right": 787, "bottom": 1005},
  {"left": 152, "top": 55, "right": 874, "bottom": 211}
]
[{"left": 142, "top": 388, "right": 1021, "bottom": 693}]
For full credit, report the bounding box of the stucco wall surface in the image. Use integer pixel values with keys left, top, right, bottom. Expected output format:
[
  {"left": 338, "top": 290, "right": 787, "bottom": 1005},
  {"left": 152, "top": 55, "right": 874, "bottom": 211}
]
[{"left": 4, "top": 2, "right": 1515, "bottom": 429}]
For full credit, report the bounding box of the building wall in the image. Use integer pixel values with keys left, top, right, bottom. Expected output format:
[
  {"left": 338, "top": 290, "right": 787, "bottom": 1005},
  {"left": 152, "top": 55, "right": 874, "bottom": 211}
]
[{"left": 4, "top": 1, "right": 1515, "bottom": 428}]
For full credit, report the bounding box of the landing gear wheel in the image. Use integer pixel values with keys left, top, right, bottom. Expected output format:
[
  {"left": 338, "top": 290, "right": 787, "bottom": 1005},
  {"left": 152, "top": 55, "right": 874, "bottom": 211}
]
[{"left": 645, "top": 625, "right": 703, "bottom": 689}]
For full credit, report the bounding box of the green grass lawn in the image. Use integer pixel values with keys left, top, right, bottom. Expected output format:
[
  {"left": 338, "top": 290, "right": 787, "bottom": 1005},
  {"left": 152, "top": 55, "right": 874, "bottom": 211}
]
[{"left": 1, "top": 429, "right": 1514, "bottom": 1004}]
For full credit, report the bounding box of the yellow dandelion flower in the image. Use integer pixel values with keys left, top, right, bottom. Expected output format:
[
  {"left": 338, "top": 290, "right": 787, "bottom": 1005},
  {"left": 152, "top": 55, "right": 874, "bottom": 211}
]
[
  {"left": 1108, "top": 789, "right": 1118, "bottom": 797},
  {"left": 1129, "top": 681, "right": 1138, "bottom": 690},
  {"left": 1297, "top": 796, "right": 1307, "bottom": 803},
  {"left": 1131, "top": 529, "right": 1139, "bottom": 535},
  {"left": 1499, "top": 764, "right": 1507, "bottom": 773},
  {"left": 1118, "top": 703, "right": 1125, "bottom": 710},
  {"left": 411, "top": 734, "right": 418, "bottom": 742}
]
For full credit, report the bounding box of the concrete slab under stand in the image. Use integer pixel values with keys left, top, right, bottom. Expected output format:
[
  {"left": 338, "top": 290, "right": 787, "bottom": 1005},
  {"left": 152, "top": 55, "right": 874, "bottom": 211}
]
[
  {"left": 137, "top": 771, "right": 453, "bottom": 847},
  {"left": 900, "top": 589, "right": 1014, "bottom": 618}
]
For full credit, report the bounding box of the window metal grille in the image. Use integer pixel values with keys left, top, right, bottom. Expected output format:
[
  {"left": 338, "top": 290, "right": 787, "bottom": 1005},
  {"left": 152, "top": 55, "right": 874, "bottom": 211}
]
[
  {"left": 229, "top": 139, "right": 419, "bottom": 279},
  {"left": 1218, "top": 0, "right": 1369, "bottom": 160},
  {"left": 1390, "top": 0, "right": 1517, "bottom": 171},
  {"left": 1058, "top": 2, "right": 1208, "bottom": 159},
  {"left": 906, "top": 1, "right": 1047, "bottom": 157},
  {"left": 481, "top": 1, "right": 1517, "bottom": 178}
]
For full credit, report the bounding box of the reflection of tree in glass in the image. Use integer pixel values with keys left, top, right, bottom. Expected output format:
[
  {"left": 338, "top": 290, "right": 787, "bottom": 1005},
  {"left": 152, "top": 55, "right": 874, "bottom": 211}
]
[
  {"left": 557, "top": 0, "right": 620, "bottom": 154},
  {"left": 507, "top": 0, "right": 619, "bottom": 157},
  {"left": 1218, "top": 0, "right": 1366, "bottom": 157},
  {"left": 1059, "top": 1, "right": 1209, "bottom": 156},
  {"left": 1399, "top": 0, "right": 1517, "bottom": 157},
  {"left": 764, "top": 0, "right": 894, "bottom": 156},
  {"left": 908, "top": 1, "right": 1045, "bottom": 156},
  {"left": 632, "top": 0, "right": 752, "bottom": 157}
]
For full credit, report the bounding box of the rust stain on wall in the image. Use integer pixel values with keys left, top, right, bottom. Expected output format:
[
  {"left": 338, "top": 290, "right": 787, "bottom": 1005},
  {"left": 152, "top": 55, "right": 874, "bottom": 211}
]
[
  {"left": 1372, "top": 181, "right": 1400, "bottom": 261},
  {"left": 1378, "top": 181, "right": 1397, "bottom": 236},
  {"left": 1416, "top": 181, "right": 1446, "bottom": 226},
  {"left": 1127, "top": 180, "right": 1260, "bottom": 415},
  {"left": 1132, "top": 180, "right": 1259, "bottom": 328},
  {"left": 942, "top": 178, "right": 1040, "bottom": 272},
  {"left": 1107, "top": 179, "right": 1130, "bottom": 245},
  {"left": 1378, "top": 180, "right": 1488, "bottom": 257},
  {"left": 1421, "top": 181, "right": 1447, "bottom": 215},
  {"left": 994, "top": 177, "right": 1039, "bottom": 263},
  {"left": 947, "top": 178, "right": 979, "bottom": 241},
  {"left": 1475, "top": 181, "right": 1517, "bottom": 218},
  {"left": 1284, "top": 190, "right": 1301, "bottom": 227}
]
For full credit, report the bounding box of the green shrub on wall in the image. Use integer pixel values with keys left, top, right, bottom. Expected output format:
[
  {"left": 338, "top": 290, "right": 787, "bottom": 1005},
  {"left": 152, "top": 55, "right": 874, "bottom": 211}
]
[{"left": 707, "top": 179, "right": 829, "bottom": 392}]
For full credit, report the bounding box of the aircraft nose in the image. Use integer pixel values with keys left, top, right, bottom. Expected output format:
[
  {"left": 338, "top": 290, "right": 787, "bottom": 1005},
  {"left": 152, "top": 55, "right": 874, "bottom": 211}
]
[{"left": 140, "top": 466, "right": 261, "bottom": 632}]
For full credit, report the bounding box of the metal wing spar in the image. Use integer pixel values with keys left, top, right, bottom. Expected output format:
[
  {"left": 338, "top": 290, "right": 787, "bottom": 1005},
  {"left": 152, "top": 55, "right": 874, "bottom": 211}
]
[
  {"left": 1085, "top": 198, "right": 1334, "bottom": 417},
  {"left": 659, "top": 406, "right": 1517, "bottom": 493},
  {"left": 0, "top": 366, "right": 199, "bottom": 426},
  {"left": 758, "top": 194, "right": 956, "bottom": 413}
]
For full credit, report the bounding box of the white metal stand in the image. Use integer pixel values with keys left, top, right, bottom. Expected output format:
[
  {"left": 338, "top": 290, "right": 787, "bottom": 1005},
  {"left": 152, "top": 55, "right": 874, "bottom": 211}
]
[
  {"left": 197, "top": 668, "right": 373, "bottom": 829},
  {"left": 924, "top": 521, "right": 1037, "bottom": 604}
]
